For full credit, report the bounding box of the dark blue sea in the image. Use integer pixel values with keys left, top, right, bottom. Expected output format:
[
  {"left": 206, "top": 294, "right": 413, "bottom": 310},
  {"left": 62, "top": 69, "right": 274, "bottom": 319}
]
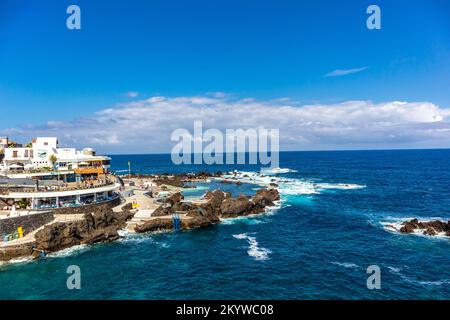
[{"left": 1, "top": 150, "right": 450, "bottom": 299}]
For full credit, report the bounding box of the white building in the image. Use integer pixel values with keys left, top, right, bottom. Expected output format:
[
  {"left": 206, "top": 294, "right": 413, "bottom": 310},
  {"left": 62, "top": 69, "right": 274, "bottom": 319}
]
[
  {"left": 0, "top": 137, "right": 7, "bottom": 150},
  {"left": 0, "top": 137, "right": 110, "bottom": 176},
  {"left": 0, "top": 137, "right": 119, "bottom": 211}
]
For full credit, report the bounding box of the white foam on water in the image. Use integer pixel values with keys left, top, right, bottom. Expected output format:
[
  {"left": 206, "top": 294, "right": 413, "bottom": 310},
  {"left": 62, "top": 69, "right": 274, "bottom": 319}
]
[
  {"left": 0, "top": 256, "right": 33, "bottom": 267},
  {"left": 278, "top": 180, "right": 318, "bottom": 196},
  {"left": 316, "top": 183, "right": 366, "bottom": 191},
  {"left": 331, "top": 261, "right": 360, "bottom": 269},
  {"left": 118, "top": 230, "right": 157, "bottom": 244},
  {"left": 233, "top": 233, "right": 271, "bottom": 261},
  {"left": 222, "top": 170, "right": 365, "bottom": 198},
  {"left": 221, "top": 216, "right": 267, "bottom": 225},
  {"left": 388, "top": 266, "right": 450, "bottom": 287},
  {"left": 380, "top": 221, "right": 403, "bottom": 233},
  {"left": 46, "top": 244, "right": 89, "bottom": 258},
  {"left": 418, "top": 279, "right": 450, "bottom": 286},
  {"left": 118, "top": 228, "right": 133, "bottom": 238},
  {"left": 118, "top": 230, "right": 171, "bottom": 249},
  {"left": 387, "top": 266, "right": 401, "bottom": 273},
  {"left": 265, "top": 202, "right": 282, "bottom": 214},
  {"left": 118, "top": 233, "right": 149, "bottom": 244},
  {"left": 260, "top": 167, "right": 298, "bottom": 175}
]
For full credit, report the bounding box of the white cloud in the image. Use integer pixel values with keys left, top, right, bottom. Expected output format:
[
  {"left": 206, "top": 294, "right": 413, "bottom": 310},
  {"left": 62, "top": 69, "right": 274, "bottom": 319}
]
[
  {"left": 126, "top": 91, "right": 139, "bottom": 98},
  {"left": 1, "top": 95, "right": 449, "bottom": 153},
  {"left": 325, "top": 67, "right": 368, "bottom": 77}
]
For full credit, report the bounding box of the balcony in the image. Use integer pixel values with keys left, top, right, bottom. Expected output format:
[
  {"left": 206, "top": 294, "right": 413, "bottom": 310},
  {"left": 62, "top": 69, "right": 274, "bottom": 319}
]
[
  {"left": 0, "top": 179, "right": 117, "bottom": 197},
  {"left": 74, "top": 167, "right": 105, "bottom": 175}
]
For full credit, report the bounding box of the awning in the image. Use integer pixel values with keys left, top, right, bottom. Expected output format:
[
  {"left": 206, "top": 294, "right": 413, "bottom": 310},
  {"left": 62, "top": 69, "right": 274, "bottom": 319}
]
[{"left": 9, "top": 164, "right": 24, "bottom": 169}]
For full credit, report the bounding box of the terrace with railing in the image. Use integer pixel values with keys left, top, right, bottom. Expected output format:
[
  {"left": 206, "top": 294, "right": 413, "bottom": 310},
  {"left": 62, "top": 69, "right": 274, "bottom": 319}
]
[{"left": 0, "top": 175, "right": 117, "bottom": 196}]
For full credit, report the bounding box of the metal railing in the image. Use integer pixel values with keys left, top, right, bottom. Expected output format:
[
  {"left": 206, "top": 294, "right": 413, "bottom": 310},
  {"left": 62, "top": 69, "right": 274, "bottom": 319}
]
[{"left": 0, "top": 180, "right": 116, "bottom": 195}]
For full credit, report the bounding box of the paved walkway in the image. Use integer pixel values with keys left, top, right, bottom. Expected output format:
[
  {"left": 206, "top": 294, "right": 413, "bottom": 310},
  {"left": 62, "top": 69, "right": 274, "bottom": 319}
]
[
  {"left": 116, "top": 188, "right": 198, "bottom": 231},
  {"left": 113, "top": 188, "right": 159, "bottom": 212},
  {"left": 1, "top": 221, "right": 51, "bottom": 246},
  {"left": 54, "top": 214, "right": 85, "bottom": 223}
]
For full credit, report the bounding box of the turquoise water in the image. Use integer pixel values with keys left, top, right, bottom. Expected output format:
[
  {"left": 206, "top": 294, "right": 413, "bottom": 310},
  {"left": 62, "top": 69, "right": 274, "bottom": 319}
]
[{"left": 1, "top": 150, "right": 449, "bottom": 299}]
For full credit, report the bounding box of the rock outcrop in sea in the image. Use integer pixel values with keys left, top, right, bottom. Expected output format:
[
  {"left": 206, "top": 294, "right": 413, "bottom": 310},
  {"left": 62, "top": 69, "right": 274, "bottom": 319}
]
[{"left": 400, "top": 218, "right": 450, "bottom": 236}]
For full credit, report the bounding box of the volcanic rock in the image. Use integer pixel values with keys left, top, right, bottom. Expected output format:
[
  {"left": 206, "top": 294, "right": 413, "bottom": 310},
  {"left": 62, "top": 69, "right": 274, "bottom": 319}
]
[
  {"left": 423, "top": 227, "right": 437, "bottom": 236},
  {"left": 220, "top": 195, "right": 254, "bottom": 218},
  {"left": 134, "top": 218, "right": 173, "bottom": 233},
  {"left": 33, "top": 209, "right": 134, "bottom": 255},
  {"left": 400, "top": 218, "right": 450, "bottom": 236}
]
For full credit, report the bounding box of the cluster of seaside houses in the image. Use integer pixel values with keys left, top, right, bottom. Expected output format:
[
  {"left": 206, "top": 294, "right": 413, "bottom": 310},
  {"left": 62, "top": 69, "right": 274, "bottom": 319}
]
[{"left": 0, "top": 137, "right": 119, "bottom": 211}]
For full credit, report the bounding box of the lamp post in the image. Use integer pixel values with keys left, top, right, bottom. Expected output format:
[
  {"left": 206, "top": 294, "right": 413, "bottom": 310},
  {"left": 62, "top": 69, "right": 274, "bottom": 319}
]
[{"left": 128, "top": 161, "right": 131, "bottom": 182}]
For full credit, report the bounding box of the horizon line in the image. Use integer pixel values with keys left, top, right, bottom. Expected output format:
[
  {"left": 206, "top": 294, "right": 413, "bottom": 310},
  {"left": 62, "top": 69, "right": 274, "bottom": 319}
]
[{"left": 105, "top": 146, "right": 450, "bottom": 156}]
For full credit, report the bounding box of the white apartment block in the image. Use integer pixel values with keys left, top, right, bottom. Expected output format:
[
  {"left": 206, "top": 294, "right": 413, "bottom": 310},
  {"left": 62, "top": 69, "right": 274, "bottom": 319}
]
[{"left": 0, "top": 137, "right": 110, "bottom": 175}]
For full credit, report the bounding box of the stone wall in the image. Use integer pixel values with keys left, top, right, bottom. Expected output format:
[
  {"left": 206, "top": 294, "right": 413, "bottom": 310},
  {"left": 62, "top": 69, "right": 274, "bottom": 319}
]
[
  {"left": 50, "top": 196, "right": 121, "bottom": 215},
  {"left": 0, "top": 211, "right": 54, "bottom": 236}
]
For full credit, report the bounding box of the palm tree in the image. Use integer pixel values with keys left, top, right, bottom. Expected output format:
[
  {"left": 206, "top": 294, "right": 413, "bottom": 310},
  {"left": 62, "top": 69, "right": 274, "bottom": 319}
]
[
  {"left": 49, "top": 154, "right": 60, "bottom": 185},
  {"left": 49, "top": 154, "right": 57, "bottom": 170}
]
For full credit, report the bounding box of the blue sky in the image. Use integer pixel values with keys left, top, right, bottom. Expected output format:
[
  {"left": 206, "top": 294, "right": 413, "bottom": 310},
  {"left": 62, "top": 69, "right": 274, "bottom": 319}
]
[{"left": 0, "top": 0, "right": 449, "bottom": 152}]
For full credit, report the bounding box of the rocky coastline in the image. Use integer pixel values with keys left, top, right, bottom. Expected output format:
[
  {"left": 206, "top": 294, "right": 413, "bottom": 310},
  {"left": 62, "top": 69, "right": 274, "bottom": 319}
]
[
  {"left": 1, "top": 170, "right": 280, "bottom": 263},
  {"left": 0, "top": 204, "right": 135, "bottom": 262}
]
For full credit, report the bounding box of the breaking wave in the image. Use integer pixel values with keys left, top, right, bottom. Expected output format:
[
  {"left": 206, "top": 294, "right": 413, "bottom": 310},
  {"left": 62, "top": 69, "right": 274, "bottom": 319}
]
[
  {"left": 331, "top": 261, "right": 360, "bottom": 269},
  {"left": 0, "top": 256, "right": 33, "bottom": 267},
  {"left": 388, "top": 266, "right": 450, "bottom": 287},
  {"left": 46, "top": 244, "right": 90, "bottom": 258},
  {"left": 260, "top": 167, "right": 298, "bottom": 175},
  {"left": 233, "top": 233, "right": 271, "bottom": 261},
  {"left": 222, "top": 170, "right": 366, "bottom": 197}
]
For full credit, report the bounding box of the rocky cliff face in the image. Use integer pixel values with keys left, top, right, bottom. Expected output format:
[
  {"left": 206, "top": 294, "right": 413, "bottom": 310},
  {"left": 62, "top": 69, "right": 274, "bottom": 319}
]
[
  {"left": 33, "top": 206, "right": 135, "bottom": 257},
  {"left": 400, "top": 219, "right": 450, "bottom": 236}
]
